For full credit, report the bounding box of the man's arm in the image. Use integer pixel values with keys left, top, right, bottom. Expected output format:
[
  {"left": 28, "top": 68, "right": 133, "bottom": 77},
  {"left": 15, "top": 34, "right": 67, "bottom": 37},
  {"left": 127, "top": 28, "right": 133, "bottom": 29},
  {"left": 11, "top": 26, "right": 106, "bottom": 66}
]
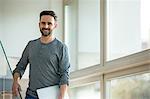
[
  {"left": 12, "top": 41, "right": 30, "bottom": 96},
  {"left": 58, "top": 44, "right": 70, "bottom": 99}
]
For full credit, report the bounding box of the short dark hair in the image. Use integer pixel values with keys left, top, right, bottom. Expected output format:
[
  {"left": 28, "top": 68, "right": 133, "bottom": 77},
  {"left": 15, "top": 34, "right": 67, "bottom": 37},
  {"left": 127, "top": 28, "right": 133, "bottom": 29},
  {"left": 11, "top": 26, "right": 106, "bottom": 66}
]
[{"left": 40, "top": 10, "right": 57, "bottom": 21}]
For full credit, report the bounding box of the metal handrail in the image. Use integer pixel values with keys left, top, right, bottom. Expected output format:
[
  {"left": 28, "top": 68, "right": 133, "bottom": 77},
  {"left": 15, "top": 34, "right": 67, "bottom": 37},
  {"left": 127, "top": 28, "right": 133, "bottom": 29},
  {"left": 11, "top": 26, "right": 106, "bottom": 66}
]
[{"left": 0, "top": 40, "right": 22, "bottom": 99}]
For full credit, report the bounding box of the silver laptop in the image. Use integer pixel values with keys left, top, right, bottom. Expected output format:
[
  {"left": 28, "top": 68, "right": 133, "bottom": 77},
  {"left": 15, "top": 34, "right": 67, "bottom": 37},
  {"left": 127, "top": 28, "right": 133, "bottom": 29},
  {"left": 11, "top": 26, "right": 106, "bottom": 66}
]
[{"left": 37, "top": 85, "right": 59, "bottom": 99}]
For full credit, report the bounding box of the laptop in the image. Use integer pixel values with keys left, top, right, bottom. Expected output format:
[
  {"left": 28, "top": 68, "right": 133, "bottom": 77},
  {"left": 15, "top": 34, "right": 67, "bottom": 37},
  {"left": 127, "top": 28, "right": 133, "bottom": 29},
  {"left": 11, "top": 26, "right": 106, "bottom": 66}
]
[{"left": 37, "top": 85, "right": 59, "bottom": 99}]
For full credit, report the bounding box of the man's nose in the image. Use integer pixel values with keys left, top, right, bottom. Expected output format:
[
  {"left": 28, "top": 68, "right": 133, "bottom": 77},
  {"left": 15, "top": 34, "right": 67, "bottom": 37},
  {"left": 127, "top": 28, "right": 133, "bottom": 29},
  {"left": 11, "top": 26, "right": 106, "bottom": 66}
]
[{"left": 44, "top": 24, "right": 49, "bottom": 28}]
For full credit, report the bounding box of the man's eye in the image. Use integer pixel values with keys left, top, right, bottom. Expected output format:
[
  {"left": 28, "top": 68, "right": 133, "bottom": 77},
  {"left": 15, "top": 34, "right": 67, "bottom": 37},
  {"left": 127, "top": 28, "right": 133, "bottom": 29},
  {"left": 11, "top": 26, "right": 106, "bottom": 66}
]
[
  {"left": 41, "top": 22, "right": 46, "bottom": 25},
  {"left": 48, "top": 23, "right": 52, "bottom": 25}
]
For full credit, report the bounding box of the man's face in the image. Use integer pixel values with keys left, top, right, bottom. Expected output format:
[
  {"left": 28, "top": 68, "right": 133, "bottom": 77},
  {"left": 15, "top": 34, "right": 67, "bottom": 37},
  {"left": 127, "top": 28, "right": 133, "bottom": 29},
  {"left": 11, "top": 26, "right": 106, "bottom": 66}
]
[{"left": 39, "top": 15, "right": 57, "bottom": 36}]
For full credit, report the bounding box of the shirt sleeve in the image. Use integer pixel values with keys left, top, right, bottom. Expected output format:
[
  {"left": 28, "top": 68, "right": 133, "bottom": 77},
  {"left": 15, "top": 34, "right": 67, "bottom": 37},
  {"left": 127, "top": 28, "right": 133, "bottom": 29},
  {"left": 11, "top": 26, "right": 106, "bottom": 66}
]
[
  {"left": 12, "top": 41, "right": 30, "bottom": 78},
  {"left": 59, "top": 44, "right": 70, "bottom": 85}
]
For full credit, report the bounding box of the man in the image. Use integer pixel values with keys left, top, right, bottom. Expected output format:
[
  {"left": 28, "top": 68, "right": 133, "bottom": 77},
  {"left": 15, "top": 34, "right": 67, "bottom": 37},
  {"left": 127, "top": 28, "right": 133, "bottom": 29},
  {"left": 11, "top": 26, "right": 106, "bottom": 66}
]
[{"left": 12, "top": 10, "right": 70, "bottom": 99}]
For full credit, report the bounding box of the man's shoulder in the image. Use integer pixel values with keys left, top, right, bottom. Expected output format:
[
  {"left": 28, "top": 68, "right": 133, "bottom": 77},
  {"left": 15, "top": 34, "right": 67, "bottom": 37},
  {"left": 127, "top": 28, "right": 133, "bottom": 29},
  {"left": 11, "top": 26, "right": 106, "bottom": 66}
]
[
  {"left": 55, "top": 38, "right": 66, "bottom": 47},
  {"left": 25, "top": 38, "right": 40, "bottom": 47},
  {"left": 28, "top": 38, "right": 40, "bottom": 44},
  {"left": 30, "top": 38, "right": 39, "bottom": 42}
]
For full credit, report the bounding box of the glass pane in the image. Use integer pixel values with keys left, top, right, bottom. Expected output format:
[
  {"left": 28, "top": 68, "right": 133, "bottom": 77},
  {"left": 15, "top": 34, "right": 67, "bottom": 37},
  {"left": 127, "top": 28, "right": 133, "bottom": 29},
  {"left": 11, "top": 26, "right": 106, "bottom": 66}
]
[
  {"left": 107, "top": 0, "right": 150, "bottom": 61},
  {"left": 0, "top": 41, "right": 21, "bottom": 99},
  {"left": 0, "top": 42, "right": 7, "bottom": 76},
  {"left": 70, "top": 82, "right": 100, "bottom": 99},
  {"left": 106, "top": 72, "right": 150, "bottom": 99},
  {"left": 64, "top": 0, "right": 100, "bottom": 71}
]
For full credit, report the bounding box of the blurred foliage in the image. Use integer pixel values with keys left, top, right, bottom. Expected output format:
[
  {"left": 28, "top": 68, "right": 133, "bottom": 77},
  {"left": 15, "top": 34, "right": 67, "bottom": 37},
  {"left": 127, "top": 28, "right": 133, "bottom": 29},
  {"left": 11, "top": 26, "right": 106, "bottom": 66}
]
[{"left": 111, "top": 73, "right": 150, "bottom": 99}]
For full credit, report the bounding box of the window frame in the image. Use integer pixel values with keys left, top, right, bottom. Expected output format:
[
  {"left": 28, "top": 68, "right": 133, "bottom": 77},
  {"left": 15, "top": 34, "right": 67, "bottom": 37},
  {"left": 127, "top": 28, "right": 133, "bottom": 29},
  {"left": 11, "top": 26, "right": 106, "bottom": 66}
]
[{"left": 63, "top": 0, "right": 150, "bottom": 99}]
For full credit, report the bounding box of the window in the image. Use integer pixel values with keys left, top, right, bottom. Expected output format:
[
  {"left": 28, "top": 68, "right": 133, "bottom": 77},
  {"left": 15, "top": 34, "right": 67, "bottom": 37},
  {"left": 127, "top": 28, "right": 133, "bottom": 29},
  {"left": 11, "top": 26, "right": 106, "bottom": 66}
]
[
  {"left": 69, "top": 82, "right": 100, "bottom": 99},
  {"left": 107, "top": 0, "right": 150, "bottom": 61},
  {"left": 64, "top": 0, "right": 150, "bottom": 99},
  {"left": 106, "top": 72, "right": 150, "bottom": 99},
  {"left": 0, "top": 41, "right": 13, "bottom": 98},
  {"left": 0, "top": 42, "right": 7, "bottom": 76},
  {"left": 64, "top": 0, "right": 100, "bottom": 71}
]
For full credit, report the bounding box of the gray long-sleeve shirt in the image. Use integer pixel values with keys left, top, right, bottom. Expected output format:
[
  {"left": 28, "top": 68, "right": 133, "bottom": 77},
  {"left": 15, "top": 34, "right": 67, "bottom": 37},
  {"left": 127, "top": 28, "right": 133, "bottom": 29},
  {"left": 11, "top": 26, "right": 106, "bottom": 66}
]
[{"left": 13, "top": 38, "right": 70, "bottom": 97}]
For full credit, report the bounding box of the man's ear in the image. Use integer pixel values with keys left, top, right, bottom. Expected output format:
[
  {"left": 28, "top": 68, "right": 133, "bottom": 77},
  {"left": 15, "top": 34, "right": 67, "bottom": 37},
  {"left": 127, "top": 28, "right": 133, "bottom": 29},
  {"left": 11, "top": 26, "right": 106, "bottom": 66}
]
[{"left": 54, "top": 22, "right": 58, "bottom": 28}]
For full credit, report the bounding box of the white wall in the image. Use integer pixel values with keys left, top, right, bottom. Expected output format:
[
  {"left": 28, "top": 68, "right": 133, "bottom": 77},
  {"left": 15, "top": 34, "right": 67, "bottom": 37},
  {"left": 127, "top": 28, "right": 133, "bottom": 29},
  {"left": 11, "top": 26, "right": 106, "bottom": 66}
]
[
  {"left": 0, "top": 0, "right": 2, "bottom": 41},
  {"left": 2, "top": 0, "right": 63, "bottom": 57},
  {"left": 0, "top": 0, "right": 63, "bottom": 80}
]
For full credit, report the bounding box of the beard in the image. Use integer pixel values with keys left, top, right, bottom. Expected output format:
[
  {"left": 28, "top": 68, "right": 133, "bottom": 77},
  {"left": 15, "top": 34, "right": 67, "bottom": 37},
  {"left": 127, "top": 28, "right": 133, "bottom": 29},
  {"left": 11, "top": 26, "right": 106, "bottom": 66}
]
[{"left": 40, "top": 28, "right": 52, "bottom": 36}]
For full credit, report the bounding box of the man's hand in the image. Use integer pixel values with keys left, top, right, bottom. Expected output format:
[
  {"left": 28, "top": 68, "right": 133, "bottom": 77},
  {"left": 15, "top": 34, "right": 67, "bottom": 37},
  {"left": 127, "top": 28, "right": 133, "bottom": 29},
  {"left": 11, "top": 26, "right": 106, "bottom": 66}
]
[
  {"left": 58, "top": 84, "right": 69, "bottom": 99},
  {"left": 58, "top": 95, "right": 64, "bottom": 99},
  {"left": 12, "top": 81, "right": 21, "bottom": 96},
  {"left": 58, "top": 92, "right": 69, "bottom": 99},
  {"left": 12, "top": 72, "right": 21, "bottom": 96}
]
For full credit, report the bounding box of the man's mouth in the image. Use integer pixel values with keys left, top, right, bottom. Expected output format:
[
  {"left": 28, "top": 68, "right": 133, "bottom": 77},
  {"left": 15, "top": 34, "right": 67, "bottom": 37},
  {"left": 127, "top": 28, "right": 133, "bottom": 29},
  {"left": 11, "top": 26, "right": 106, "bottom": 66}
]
[{"left": 42, "top": 28, "right": 50, "bottom": 31}]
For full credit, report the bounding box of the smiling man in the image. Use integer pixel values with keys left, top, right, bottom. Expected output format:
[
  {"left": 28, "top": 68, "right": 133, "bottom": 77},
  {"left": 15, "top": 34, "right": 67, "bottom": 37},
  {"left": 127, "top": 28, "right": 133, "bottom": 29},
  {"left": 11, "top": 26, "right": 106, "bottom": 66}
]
[{"left": 12, "top": 10, "right": 70, "bottom": 99}]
